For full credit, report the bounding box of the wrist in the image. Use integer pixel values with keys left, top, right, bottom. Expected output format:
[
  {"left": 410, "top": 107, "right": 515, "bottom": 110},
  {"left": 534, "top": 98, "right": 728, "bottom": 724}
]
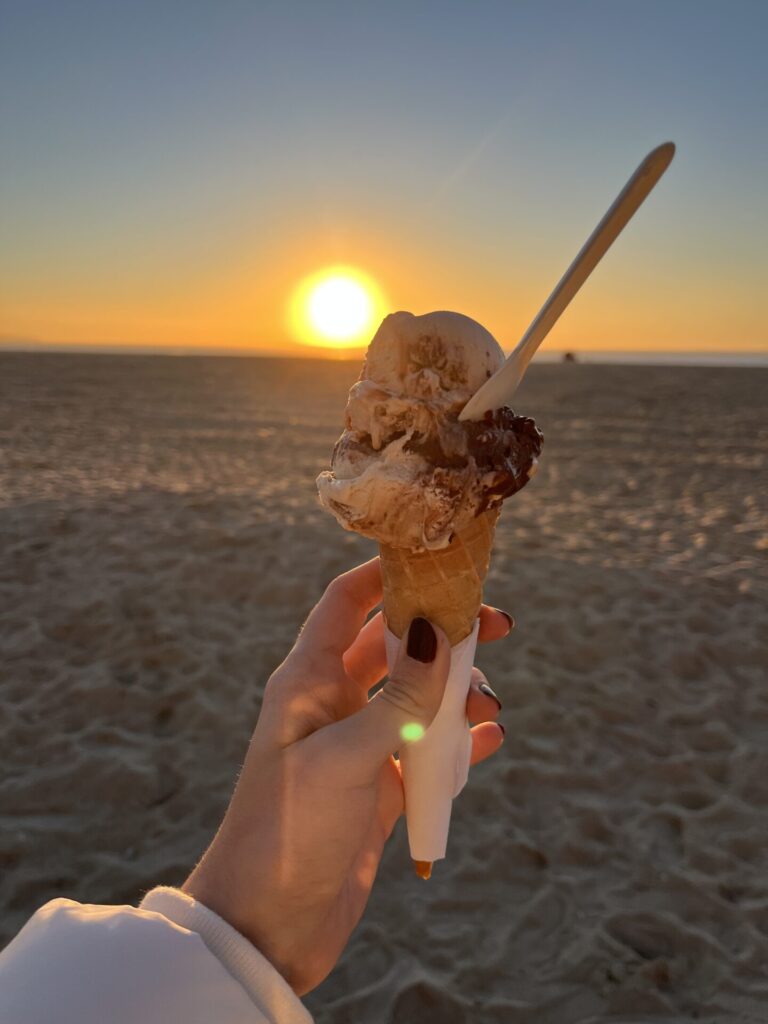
[
  {"left": 140, "top": 887, "right": 311, "bottom": 1019},
  {"left": 182, "top": 862, "right": 298, "bottom": 991}
]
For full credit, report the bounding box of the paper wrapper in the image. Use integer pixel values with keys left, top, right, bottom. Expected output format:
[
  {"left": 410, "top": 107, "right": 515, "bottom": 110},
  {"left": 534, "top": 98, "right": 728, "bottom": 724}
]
[{"left": 384, "top": 619, "right": 479, "bottom": 864}]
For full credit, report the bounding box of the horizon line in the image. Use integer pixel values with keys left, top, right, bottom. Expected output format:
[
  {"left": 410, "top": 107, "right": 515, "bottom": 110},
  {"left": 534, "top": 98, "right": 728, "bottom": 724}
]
[{"left": 1, "top": 342, "right": 767, "bottom": 368}]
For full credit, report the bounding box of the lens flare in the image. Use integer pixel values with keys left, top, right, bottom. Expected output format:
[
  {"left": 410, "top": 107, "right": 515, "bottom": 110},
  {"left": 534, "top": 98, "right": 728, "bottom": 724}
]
[{"left": 400, "top": 722, "right": 425, "bottom": 743}]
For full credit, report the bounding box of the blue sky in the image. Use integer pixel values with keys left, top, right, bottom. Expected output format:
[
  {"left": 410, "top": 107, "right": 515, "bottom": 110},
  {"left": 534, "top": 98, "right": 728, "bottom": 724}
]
[{"left": 1, "top": 0, "right": 766, "bottom": 352}]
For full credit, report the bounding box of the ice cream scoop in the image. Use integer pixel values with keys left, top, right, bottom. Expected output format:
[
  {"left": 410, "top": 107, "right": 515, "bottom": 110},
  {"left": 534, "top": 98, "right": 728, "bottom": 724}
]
[{"left": 317, "top": 310, "right": 542, "bottom": 551}]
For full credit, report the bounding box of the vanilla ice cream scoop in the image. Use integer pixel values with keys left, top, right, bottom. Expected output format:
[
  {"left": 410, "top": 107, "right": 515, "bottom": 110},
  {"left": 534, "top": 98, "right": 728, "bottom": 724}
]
[{"left": 317, "top": 310, "right": 542, "bottom": 551}]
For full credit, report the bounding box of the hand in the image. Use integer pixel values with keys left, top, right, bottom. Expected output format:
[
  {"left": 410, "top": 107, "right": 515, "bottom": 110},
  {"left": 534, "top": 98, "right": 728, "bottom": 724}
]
[{"left": 183, "top": 558, "right": 510, "bottom": 995}]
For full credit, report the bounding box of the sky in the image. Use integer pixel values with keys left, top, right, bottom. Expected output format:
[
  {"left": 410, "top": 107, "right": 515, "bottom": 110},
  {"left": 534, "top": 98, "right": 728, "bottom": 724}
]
[{"left": 1, "top": 0, "right": 767, "bottom": 356}]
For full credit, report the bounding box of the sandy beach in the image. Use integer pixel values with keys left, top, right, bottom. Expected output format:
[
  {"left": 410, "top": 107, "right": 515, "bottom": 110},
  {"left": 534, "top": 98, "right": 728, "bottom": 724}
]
[{"left": 1, "top": 352, "right": 767, "bottom": 1022}]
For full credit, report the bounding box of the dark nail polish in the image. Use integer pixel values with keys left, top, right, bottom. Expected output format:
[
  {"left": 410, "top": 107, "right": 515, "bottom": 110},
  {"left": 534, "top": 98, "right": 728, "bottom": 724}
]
[
  {"left": 407, "top": 617, "right": 437, "bottom": 663},
  {"left": 479, "top": 682, "right": 502, "bottom": 710},
  {"left": 498, "top": 723, "right": 506, "bottom": 739},
  {"left": 496, "top": 609, "right": 514, "bottom": 631}
]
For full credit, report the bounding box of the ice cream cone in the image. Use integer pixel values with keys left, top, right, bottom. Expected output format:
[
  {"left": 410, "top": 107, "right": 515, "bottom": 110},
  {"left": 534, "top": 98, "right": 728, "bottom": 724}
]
[
  {"left": 379, "top": 507, "right": 500, "bottom": 879},
  {"left": 379, "top": 507, "right": 500, "bottom": 646},
  {"left": 316, "top": 310, "right": 542, "bottom": 882}
]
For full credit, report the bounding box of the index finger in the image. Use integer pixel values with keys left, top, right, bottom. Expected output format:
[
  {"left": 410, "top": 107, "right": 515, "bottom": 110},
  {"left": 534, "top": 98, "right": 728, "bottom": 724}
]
[{"left": 294, "top": 557, "right": 383, "bottom": 668}]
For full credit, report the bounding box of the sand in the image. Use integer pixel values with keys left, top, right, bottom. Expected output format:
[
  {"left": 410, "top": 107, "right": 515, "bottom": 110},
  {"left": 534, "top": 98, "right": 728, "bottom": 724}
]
[{"left": 1, "top": 352, "right": 767, "bottom": 1022}]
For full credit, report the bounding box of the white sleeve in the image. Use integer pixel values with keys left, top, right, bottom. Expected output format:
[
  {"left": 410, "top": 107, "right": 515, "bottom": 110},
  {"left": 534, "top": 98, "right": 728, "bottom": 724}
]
[{"left": 0, "top": 886, "right": 313, "bottom": 1024}]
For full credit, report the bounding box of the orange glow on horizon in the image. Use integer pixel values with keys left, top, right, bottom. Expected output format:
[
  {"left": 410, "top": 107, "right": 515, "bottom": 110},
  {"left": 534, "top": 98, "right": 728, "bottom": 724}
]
[{"left": 2, "top": 222, "right": 766, "bottom": 357}]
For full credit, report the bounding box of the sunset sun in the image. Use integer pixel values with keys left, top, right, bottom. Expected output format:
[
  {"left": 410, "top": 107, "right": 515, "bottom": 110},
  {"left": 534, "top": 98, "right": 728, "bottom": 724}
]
[{"left": 290, "top": 266, "right": 386, "bottom": 350}]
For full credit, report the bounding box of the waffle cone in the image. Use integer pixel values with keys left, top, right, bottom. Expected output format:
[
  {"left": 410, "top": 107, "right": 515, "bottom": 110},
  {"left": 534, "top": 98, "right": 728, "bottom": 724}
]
[{"left": 379, "top": 509, "right": 499, "bottom": 646}]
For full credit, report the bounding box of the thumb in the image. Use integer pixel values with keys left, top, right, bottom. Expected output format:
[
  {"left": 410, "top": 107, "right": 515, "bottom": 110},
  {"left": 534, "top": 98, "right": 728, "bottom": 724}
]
[{"left": 326, "top": 617, "right": 452, "bottom": 778}]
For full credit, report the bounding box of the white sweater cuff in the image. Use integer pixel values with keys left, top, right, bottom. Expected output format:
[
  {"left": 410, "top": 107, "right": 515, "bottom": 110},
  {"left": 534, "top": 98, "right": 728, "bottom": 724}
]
[{"left": 140, "top": 887, "right": 312, "bottom": 1024}]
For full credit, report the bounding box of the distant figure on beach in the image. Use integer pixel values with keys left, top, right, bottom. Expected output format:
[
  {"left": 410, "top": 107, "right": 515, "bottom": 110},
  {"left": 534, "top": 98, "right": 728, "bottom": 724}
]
[{"left": 563, "top": 351, "right": 578, "bottom": 362}]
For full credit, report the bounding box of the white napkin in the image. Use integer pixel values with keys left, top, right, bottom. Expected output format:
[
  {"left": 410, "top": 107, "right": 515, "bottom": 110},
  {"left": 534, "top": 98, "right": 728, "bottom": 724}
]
[{"left": 384, "top": 619, "right": 479, "bottom": 864}]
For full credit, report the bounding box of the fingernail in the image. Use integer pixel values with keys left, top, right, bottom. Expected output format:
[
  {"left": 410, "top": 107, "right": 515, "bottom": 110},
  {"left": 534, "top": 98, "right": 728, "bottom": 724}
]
[
  {"left": 498, "top": 723, "right": 506, "bottom": 739},
  {"left": 479, "top": 682, "right": 502, "bottom": 710},
  {"left": 407, "top": 617, "right": 437, "bottom": 663},
  {"left": 496, "top": 609, "right": 514, "bottom": 631}
]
